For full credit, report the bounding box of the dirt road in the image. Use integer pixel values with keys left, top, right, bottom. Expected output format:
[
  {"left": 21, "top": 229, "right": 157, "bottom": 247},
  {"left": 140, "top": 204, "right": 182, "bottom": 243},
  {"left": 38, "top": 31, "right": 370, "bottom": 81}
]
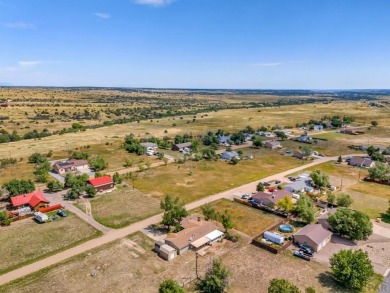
[{"left": 0, "top": 155, "right": 360, "bottom": 286}]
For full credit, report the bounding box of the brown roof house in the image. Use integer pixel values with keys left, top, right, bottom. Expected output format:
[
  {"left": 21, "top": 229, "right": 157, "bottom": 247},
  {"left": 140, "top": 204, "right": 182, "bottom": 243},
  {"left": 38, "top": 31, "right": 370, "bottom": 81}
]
[
  {"left": 52, "top": 159, "right": 89, "bottom": 175},
  {"left": 293, "top": 224, "right": 332, "bottom": 252},
  {"left": 251, "top": 188, "right": 293, "bottom": 208},
  {"left": 317, "top": 208, "right": 337, "bottom": 230},
  {"left": 265, "top": 140, "right": 282, "bottom": 150},
  {"left": 164, "top": 216, "right": 223, "bottom": 255},
  {"left": 172, "top": 142, "right": 192, "bottom": 152},
  {"left": 349, "top": 157, "right": 375, "bottom": 168}
]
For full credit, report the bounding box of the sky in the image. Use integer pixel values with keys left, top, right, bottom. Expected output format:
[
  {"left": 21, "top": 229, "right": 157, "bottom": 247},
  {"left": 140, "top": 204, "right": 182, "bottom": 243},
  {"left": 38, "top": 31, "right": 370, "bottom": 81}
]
[{"left": 0, "top": 0, "right": 390, "bottom": 89}]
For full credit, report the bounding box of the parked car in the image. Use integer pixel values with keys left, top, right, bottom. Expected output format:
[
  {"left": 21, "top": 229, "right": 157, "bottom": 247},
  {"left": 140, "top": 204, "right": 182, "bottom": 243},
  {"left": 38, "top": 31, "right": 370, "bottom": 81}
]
[
  {"left": 57, "top": 209, "right": 67, "bottom": 217},
  {"left": 51, "top": 215, "right": 60, "bottom": 221},
  {"left": 275, "top": 180, "right": 281, "bottom": 184},
  {"left": 294, "top": 251, "right": 310, "bottom": 261},
  {"left": 241, "top": 194, "right": 251, "bottom": 199},
  {"left": 299, "top": 244, "right": 314, "bottom": 256},
  {"left": 263, "top": 182, "right": 271, "bottom": 186}
]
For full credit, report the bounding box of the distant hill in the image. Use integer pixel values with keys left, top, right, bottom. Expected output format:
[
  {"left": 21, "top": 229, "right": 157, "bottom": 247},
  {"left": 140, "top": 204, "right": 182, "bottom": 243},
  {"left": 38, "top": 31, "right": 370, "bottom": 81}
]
[{"left": 0, "top": 82, "right": 12, "bottom": 86}]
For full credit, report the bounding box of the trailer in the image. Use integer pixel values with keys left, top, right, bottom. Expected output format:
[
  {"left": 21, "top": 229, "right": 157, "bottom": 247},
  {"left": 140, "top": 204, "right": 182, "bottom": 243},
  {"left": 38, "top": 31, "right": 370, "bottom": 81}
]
[
  {"left": 264, "top": 231, "right": 284, "bottom": 245},
  {"left": 34, "top": 212, "right": 48, "bottom": 223}
]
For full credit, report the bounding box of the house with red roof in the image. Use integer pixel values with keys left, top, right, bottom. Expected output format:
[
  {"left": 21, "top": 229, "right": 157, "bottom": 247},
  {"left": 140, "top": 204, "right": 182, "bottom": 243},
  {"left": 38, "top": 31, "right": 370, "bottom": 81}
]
[
  {"left": 10, "top": 190, "right": 50, "bottom": 210},
  {"left": 87, "top": 176, "right": 114, "bottom": 193}
]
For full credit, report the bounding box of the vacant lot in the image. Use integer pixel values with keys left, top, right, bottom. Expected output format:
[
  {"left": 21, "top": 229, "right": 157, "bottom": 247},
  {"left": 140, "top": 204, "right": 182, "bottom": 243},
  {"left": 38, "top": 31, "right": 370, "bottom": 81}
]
[
  {"left": 0, "top": 231, "right": 381, "bottom": 293},
  {"left": 0, "top": 212, "right": 100, "bottom": 275},
  {"left": 194, "top": 199, "right": 282, "bottom": 237},
  {"left": 90, "top": 187, "right": 161, "bottom": 228},
  {"left": 135, "top": 147, "right": 304, "bottom": 203},
  {"left": 346, "top": 181, "right": 390, "bottom": 219},
  {"left": 0, "top": 160, "right": 35, "bottom": 185}
]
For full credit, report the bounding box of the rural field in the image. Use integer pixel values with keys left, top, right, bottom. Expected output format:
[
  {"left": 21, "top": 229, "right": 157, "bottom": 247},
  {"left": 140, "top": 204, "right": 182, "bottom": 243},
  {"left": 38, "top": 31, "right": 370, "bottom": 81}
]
[
  {"left": 134, "top": 147, "right": 304, "bottom": 203},
  {"left": 194, "top": 199, "right": 282, "bottom": 237},
  {"left": 89, "top": 187, "right": 161, "bottom": 228},
  {"left": 0, "top": 212, "right": 101, "bottom": 275},
  {"left": 0, "top": 232, "right": 382, "bottom": 293}
]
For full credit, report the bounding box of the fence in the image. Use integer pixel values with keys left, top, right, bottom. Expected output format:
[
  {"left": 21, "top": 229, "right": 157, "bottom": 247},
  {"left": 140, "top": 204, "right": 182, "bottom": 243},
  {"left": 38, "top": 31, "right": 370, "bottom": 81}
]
[
  {"left": 364, "top": 178, "right": 390, "bottom": 187},
  {"left": 234, "top": 198, "right": 289, "bottom": 218},
  {"left": 251, "top": 220, "right": 292, "bottom": 254}
]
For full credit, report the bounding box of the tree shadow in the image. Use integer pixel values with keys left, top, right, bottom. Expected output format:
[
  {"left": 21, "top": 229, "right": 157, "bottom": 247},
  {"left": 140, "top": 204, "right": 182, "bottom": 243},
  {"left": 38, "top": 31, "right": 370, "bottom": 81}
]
[
  {"left": 317, "top": 272, "right": 352, "bottom": 293},
  {"left": 380, "top": 213, "right": 390, "bottom": 224}
]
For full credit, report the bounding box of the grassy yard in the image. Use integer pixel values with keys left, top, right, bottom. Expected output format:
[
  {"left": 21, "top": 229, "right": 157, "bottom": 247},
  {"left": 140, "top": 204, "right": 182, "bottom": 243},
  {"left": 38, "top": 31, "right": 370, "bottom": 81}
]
[
  {"left": 346, "top": 181, "right": 390, "bottom": 219},
  {"left": 135, "top": 147, "right": 304, "bottom": 203},
  {"left": 90, "top": 187, "right": 161, "bottom": 228},
  {"left": 194, "top": 199, "right": 282, "bottom": 237},
  {"left": 0, "top": 212, "right": 101, "bottom": 275},
  {"left": 0, "top": 160, "right": 35, "bottom": 185}
]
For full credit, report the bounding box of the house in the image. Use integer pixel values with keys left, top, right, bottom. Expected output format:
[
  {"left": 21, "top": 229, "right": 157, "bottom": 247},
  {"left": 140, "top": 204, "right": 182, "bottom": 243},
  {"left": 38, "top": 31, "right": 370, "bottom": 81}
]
[
  {"left": 293, "top": 150, "right": 309, "bottom": 160},
  {"left": 154, "top": 241, "right": 177, "bottom": 261},
  {"left": 349, "top": 157, "right": 375, "bottom": 168},
  {"left": 285, "top": 175, "right": 314, "bottom": 193},
  {"left": 220, "top": 151, "right": 240, "bottom": 161},
  {"left": 274, "top": 129, "right": 292, "bottom": 135},
  {"left": 297, "top": 134, "right": 312, "bottom": 143},
  {"left": 218, "top": 135, "right": 231, "bottom": 145},
  {"left": 87, "top": 176, "right": 114, "bottom": 193},
  {"left": 172, "top": 142, "right": 192, "bottom": 152},
  {"left": 140, "top": 142, "right": 158, "bottom": 149},
  {"left": 265, "top": 140, "right": 282, "bottom": 150},
  {"left": 251, "top": 188, "right": 293, "bottom": 207},
  {"left": 340, "top": 128, "right": 364, "bottom": 135},
  {"left": 257, "top": 131, "right": 274, "bottom": 138},
  {"left": 164, "top": 216, "right": 223, "bottom": 255},
  {"left": 10, "top": 190, "right": 50, "bottom": 210},
  {"left": 293, "top": 224, "right": 332, "bottom": 252},
  {"left": 313, "top": 125, "right": 324, "bottom": 132},
  {"left": 52, "top": 159, "right": 89, "bottom": 175},
  {"left": 317, "top": 208, "right": 337, "bottom": 230},
  {"left": 244, "top": 133, "right": 253, "bottom": 141}
]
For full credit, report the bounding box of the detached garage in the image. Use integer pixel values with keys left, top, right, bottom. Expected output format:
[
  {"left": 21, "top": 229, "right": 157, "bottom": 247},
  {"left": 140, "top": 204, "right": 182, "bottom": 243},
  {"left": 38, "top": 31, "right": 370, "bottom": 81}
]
[
  {"left": 87, "top": 176, "right": 114, "bottom": 193},
  {"left": 293, "top": 224, "right": 332, "bottom": 252}
]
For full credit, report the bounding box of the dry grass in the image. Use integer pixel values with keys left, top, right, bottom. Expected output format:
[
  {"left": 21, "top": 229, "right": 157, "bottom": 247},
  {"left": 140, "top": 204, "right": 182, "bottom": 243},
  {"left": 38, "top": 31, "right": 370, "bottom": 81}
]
[
  {"left": 194, "top": 199, "right": 282, "bottom": 237},
  {"left": 0, "top": 212, "right": 101, "bottom": 275},
  {"left": 90, "top": 187, "right": 161, "bottom": 228},
  {"left": 135, "top": 147, "right": 304, "bottom": 203},
  {"left": 0, "top": 160, "right": 35, "bottom": 185}
]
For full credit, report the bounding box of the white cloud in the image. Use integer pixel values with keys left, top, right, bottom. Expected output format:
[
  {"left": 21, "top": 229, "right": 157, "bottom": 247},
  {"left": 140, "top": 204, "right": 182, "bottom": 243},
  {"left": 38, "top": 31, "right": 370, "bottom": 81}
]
[
  {"left": 4, "top": 22, "right": 36, "bottom": 29},
  {"left": 18, "top": 61, "right": 44, "bottom": 67},
  {"left": 94, "top": 12, "right": 111, "bottom": 19},
  {"left": 134, "top": 0, "right": 175, "bottom": 7},
  {"left": 250, "top": 62, "right": 283, "bottom": 67}
]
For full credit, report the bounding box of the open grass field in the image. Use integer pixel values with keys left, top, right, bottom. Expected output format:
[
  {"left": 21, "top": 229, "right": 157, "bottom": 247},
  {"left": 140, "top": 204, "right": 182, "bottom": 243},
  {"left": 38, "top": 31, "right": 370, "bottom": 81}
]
[
  {"left": 194, "top": 199, "right": 282, "bottom": 237},
  {"left": 90, "top": 187, "right": 161, "bottom": 228},
  {"left": 0, "top": 231, "right": 382, "bottom": 293},
  {"left": 1, "top": 100, "right": 390, "bottom": 160},
  {"left": 0, "top": 160, "right": 35, "bottom": 185},
  {"left": 134, "top": 147, "right": 304, "bottom": 203},
  {"left": 346, "top": 181, "right": 390, "bottom": 219},
  {"left": 0, "top": 212, "right": 101, "bottom": 276}
]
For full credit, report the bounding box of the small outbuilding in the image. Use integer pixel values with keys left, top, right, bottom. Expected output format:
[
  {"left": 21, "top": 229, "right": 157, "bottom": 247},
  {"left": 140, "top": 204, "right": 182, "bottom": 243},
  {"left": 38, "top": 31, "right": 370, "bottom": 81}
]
[
  {"left": 220, "top": 151, "right": 240, "bottom": 161},
  {"left": 293, "top": 224, "right": 332, "bottom": 252},
  {"left": 155, "top": 241, "right": 177, "bottom": 261},
  {"left": 87, "top": 176, "right": 114, "bottom": 193},
  {"left": 172, "top": 142, "right": 192, "bottom": 152}
]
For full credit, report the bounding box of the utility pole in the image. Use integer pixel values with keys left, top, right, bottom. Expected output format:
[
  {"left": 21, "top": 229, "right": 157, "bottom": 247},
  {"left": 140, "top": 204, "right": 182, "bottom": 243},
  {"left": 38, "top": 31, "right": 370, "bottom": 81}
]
[
  {"left": 195, "top": 252, "right": 199, "bottom": 279},
  {"left": 340, "top": 177, "right": 343, "bottom": 191}
]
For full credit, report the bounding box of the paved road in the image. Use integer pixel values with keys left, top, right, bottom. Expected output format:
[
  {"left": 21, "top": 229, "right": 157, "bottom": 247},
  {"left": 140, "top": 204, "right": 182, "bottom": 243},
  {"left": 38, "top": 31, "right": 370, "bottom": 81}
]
[{"left": 0, "top": 154, "right": 363, "bottom": 286}]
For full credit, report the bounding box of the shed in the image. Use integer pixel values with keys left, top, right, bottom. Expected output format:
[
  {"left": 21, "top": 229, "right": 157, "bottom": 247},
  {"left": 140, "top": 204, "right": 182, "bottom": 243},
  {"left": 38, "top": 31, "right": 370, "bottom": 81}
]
[
  {"left": 87, "top": 176, "right": 114, "bottom": 193},
  {"left": 159, "top": 244, "right": 177, "bottom": 261},
  {"left": 220, "top": 151, "right": 240, "bottom": 161}
]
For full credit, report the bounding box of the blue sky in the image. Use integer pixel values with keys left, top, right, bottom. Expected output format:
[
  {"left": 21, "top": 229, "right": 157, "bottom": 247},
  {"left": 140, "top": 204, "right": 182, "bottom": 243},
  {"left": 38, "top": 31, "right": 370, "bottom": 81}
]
[{"left": 1, "top": 0, "right": 389, "bottom": 89}]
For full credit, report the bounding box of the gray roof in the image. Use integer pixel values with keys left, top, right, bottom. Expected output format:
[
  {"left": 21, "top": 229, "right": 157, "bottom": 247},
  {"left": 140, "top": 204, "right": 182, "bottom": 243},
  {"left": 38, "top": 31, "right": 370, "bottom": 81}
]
[
  {"left": 174, "top": 142, "right": 192, "bottom": 148},
  {"left": 318, "top": 208, "right": 338, "bottom": 220},
  {"left": 222, "top": 151, "right": 239, "bottom": 158},
  {"left": 285, "top": 178, "right": 313, "bottom": 192},
  {"left": 294, "top": 224, "right": 332, "bottom": 245},
  {"left": 349, "top": 157, "right": 374, "bottom": 167},
  {"left": 140, "top": 142, "right": 157, "bottom": 148}
]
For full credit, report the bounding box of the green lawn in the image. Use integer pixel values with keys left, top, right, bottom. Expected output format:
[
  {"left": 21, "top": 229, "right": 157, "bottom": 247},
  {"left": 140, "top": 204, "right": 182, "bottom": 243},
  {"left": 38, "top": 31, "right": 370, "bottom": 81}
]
[
  {"left": 90, "top": 187, "right": 161, "bottom": 228},
  {"left": 135, "top": 147, "right": 304, "bottom": 203},
  {"left": 0, "top": 212, "right": 101, "bottom": 275},
  {"left": 194, "top": 199, "right": 283, "bottom": 237}
]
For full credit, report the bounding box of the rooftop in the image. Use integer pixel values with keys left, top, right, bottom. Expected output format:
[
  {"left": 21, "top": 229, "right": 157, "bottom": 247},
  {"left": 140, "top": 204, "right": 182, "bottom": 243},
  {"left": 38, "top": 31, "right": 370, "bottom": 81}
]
[{"left": 294, "top": 224, "right": 332, "bottom": 245}]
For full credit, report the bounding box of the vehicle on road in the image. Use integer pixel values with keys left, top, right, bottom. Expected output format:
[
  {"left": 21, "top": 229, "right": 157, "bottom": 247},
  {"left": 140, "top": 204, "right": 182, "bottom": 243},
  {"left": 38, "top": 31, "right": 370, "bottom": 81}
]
[
  {"left": 275, "top": 180, "right": 281, "bottom": 184},
  {"left": 263, "top": 182, "right": 271, "bottom": 186}
]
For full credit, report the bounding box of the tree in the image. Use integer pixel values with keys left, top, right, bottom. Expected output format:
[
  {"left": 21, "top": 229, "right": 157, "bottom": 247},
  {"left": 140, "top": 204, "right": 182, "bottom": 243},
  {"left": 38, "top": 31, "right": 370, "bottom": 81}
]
[
  {"left": 275, "top": 131, "right": 288, "bottom": 140},
  {"left": 160, "top": 195, "right": 188, "bottom": 230},
  {"left": 0, "top": 210, "right": 11, "bottom": 226},
  {"left": 253, "top": 138, "right": 264, "bottom": 148},
  {"left": 328, "top": 208, "right": 372, "bottom": 240},
  {"left": 113, "top": 172, "right": 122, "bottom": 184},
  {"left": 330, "top": 249, "right": 374, "bottom": 291},
  {"left": 386, "top": 200, "right": 390, "bottom": 218},
  {"left": 305, "top": 287, "right": 316, "bottom": 293},
  {"left": 3, "top": 179, "right": 35, "bottom": 196},
  {"left": 368, "top": 162, "right": 390, "bottom": 181},
  {"left": 89, "top": 155, "right": 108, "bottom": 171},
  {"left": 337, "top": 156, "right": 342, "bottom": 164},
  {"left": 221, "top": 210, "right": 234, "bottom": 232},
  {"left": 28, "top": 152, "right": 47, "bottom": 164},
  {"left": 256, "top": 182, "right": 265, "bottom": 192},
  {"left": 276, "top": 196, "right": 294, "bottom": 212},
  {"left": 47, "top": 180, "right": 64, "bottom": 192},
  {"left": 229, "top": 157, "right": 239, "bottom": 165},
  {"left": 294, "top": 196, "right": 315, "bottom": 224},
  {"left": 159, "top": 279, "right": 185, "bottom": 293},
  {"left": 371, "top": 120, "right": 378, "bottom": 127},
  {"left": 301, "top": 146, "right": 312, "bottom": 157},
  {"left": 327, "top": 193, "right": 336, "bottom": 205},
  {"left": 310, "top": 170, "right": 330, "bottom": 189},
  {"left": 336, "top": 193, "right": 353, "bottom": 207},
  {"left": 201, "top": 203, "right": 219, "bottom": 221},
  {"left": 86, "top": 185, "right": 97, "bottom": 197},
  {"left": 268, "top": 278, "right": 301, "bottom": 293},
  {"left": 195, "top": 260, "right": 231, "bottom": 293}
]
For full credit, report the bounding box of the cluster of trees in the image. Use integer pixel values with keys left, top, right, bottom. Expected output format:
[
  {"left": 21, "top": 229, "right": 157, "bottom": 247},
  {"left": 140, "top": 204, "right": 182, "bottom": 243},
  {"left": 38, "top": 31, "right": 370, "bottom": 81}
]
[
  {"left": 0, "top": 210, "right": 11, "bottom": 226},
  {"left": 201, "top": 203, "right": 234, "bottom": 232},
  {"left": 159, "top": 260, "right": 231, "bottom": 293},
  {"left": 327, "top": 193, "right": 353, "bottom": 207},
  {"left": 295, "top": 115, "right": 354, "bottom": 129},
  {"left": 2, "top": 179, "right": 35, "bottom": 196},
  {"left": 367, "top": 146, "right": 386, "bottom": 162},
  {"left": 124, "top": 135, "right": 147, "bottom": 155},
  {"left": 368, "top": 162, "right": 390, "bottom": 181},
  {"left": 294, "top": 195, "right": 315, "bottom": 224},
  {"left": 328, "top": 208, "right": 372, "bottom": 241},
  {"left": 64, "top": 173, "right": 95, "bottom": 199},
  {"left": 29, "top": 153, "right": 51, "bottom": 182},
  {"left": 310, "top": 170, "right": 330, "bottom": 189}
]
